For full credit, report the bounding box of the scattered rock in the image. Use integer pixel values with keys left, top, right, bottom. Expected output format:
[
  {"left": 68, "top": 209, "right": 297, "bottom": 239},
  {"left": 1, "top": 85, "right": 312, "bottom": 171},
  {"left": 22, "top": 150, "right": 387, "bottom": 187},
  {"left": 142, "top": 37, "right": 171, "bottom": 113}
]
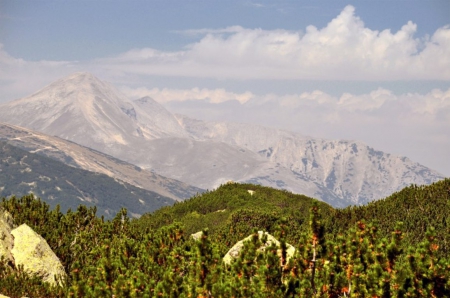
[
  {"left": 191, "top": 231, "right": 204, "bottom": 241},
  {"left": 0, "top": 208, "right": 15, "bottom": 266},
  {"left": 223, "top": 231, "right": 295, "bottom": 265},
  {"left": 11, "top": 224, "right": 66, "bottom": 287}
]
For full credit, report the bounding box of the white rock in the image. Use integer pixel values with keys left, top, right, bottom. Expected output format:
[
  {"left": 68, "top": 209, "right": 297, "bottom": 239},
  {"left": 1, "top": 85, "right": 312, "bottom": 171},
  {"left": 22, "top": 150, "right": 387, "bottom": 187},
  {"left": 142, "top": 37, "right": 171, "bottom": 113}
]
[
  {"left": 223, "top": 231, "right": 295, "bottom": 265},
  {"left": 0, "top": 208, "right": 14, "bottom": 266},
  {"left": 11, "top": 224, "right": 66, "bottom": 286},
  {"left": 191, "top": 231, "right": 204, "bottom": 241}
]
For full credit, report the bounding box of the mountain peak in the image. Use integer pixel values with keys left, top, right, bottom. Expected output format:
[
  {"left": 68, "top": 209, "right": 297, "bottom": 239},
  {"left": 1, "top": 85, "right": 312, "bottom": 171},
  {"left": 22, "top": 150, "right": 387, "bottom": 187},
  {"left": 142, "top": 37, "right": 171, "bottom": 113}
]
[
  {"left": 17, "top": 72, "right": 110, "bottom": 101},
  {"left": 0, "top": 72, "right": 140, "bottom": 147},
  {"left": 55, "top": 72, "right": 105, "bottom": 89},
  {"left": 65, "top": 71, "right": 97, "bottom": 79},
  {"left": 133, "top": 96, "right": 187, "bottom": 138},
  {"left": 134, "top": 96, "right": 156, "bottom": 104},
  {"left": 133, "top": 96, "right": 170, "bottom": 113}
]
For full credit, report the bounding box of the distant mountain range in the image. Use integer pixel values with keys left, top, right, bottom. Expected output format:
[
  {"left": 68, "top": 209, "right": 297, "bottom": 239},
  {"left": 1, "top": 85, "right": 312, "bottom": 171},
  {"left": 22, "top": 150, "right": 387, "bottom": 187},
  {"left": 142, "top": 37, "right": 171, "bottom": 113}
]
[{"left": 0, "top": 72, "right": 444, "bottom": 207}]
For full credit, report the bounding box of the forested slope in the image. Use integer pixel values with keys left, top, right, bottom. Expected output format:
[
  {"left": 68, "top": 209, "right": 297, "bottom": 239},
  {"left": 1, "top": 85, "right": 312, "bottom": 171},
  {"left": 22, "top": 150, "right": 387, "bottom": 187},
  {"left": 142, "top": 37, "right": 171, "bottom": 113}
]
[
  {"left": 137, "top": 183, "right": 334, "bottom": 249},
  {"left": 0, "top": 179, "right": 449, "bottom": 297},
  {"left": 330, "top": 180, "right": 450, "bottom": 256},
  {"left": 137, "top": 180, "right": 450, "bottom": 256}
]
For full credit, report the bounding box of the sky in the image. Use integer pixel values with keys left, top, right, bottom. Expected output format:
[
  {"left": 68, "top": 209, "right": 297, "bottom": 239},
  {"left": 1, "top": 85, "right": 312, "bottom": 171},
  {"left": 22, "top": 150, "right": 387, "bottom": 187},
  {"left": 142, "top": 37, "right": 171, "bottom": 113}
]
[{"left": 0, "top": 0, "right": 449, "bottom": 176}]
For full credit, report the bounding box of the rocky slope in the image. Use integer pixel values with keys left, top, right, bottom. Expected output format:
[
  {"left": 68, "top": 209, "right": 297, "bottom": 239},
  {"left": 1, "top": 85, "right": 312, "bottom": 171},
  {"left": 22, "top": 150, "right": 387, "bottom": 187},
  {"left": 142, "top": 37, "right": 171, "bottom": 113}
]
[
  {"left": 0, "top": 122, "right": 202, "bottom": 201},
  {"left": 177, "top": 116, "right": 443, "bottom": 204},
  {"left": 0, "top": 141, "right": 175, "bottom": 218},
  {"left": 0, "top": 72, "right": 444, "bottom": 206}
]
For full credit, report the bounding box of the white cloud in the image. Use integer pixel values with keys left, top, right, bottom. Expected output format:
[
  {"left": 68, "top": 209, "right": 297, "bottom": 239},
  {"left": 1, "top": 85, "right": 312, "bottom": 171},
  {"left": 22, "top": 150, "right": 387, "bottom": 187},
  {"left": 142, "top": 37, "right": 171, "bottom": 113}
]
[
  {"left": 99, "top": 5, "right": 450, "bottom": 80},
  {"left": 122, "top": 84, "right": 450, "bottom": 137},
  {"left": 2, "top": 4, "right": 449, "bottom": 102},
  {"left": 247, "top": 2, "right": 266, "bottom": 8},
  {"left": 0, "top": 44, "right": 78, "bottom": 100},
  {"left": 160, "top": 86, "right": 450, "bottom": 175},
  {"left": 0, "top": 5, "right": 448, "bottom": 174},
  {"left": 119, "top": 86, "right": 450, "bottom": 128},
  {"left": 119, "top": 86, "right": 254, "bottom": 104},
  {"left": 150, "top": 85, "right": 449, "bottom": 123},
  {"left": 174, "top": 26, "right": 245, "bottom": 36}
]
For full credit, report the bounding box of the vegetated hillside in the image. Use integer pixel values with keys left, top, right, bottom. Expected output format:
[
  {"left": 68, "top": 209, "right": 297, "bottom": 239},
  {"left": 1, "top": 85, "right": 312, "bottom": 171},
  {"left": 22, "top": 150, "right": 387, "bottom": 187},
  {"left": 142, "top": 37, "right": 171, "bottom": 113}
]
[
  {"left": 330, "top": 179, "right": 450, "bottom": 254},
  {"left": 0, "top": 141, "right": 175, "bottom": 218},
  {"left": 137, "top": 183, "right": 334, "bottom": 250},
  {"left": 0, "top": 180, "right": 449, "bottom": 297},
  {"left": 138, "top": 179, "right": 450, "bottom": 256}
]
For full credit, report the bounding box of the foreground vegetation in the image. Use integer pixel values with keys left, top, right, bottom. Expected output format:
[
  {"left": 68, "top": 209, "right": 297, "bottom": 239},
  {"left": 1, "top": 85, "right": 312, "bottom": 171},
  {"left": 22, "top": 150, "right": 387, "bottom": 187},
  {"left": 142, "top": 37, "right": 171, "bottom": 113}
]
[{"left": 1, "top": 179, "right": 449, "bottom": 297}]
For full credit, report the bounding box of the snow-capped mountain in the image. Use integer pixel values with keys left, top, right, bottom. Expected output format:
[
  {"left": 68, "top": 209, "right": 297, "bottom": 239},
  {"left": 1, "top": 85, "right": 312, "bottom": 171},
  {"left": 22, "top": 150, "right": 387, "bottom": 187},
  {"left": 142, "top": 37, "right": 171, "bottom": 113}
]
[{"left": 0, "top": 72, "right": 444, "bottom": 206}]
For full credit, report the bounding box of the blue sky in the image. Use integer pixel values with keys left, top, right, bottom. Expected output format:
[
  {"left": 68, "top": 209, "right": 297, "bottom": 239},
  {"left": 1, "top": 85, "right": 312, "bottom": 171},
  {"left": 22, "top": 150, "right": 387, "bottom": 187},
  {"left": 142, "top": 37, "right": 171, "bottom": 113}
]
[
  {"left": 0, "top": 0, "right": 450, "bottom": 175},
  {"left": 1, "top": 0, "right": 449, "bottom": 61}
]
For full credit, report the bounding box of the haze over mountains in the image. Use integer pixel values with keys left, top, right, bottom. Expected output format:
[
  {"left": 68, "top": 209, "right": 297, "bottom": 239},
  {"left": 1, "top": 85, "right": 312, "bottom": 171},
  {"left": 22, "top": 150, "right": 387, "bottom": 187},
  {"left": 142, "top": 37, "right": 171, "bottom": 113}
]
[{"left": 0, "top": 72, "right": 444, "bottom": 207}]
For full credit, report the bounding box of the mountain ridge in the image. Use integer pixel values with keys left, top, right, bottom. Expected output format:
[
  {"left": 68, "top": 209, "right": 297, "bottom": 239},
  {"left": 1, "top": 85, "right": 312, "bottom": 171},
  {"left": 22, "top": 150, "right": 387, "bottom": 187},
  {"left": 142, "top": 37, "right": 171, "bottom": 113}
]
[
  {"left": 0, "top": 122, "right": 202, "bottom": 202},
  {"left": 176, "top": 114, "right": 443, "bottom": 204},
  {"left": 0, "top": 72, "right": 444, "bottom": 206},
  {"left": 0, "top": 141, "right": 176, "bottom": 218}
]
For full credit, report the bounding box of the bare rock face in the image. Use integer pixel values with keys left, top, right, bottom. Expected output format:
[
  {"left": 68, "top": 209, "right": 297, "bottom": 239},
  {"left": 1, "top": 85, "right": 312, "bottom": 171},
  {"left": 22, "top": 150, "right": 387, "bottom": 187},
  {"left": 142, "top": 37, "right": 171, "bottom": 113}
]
[
  {"left": 10, "top": 224, "right": 66, "bottom": 287},
  {"left": 223, "top": 231, "right": 295, "bottom": 265},
  {"left": 0, "top": 208, "right": 15, "bottom": 266}
]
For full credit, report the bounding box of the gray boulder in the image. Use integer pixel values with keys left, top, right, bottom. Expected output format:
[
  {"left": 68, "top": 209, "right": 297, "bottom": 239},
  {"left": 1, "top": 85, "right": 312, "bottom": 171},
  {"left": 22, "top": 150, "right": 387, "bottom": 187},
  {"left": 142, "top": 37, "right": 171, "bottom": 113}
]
[
  {"left": 11, "top": 224, "right": 66, "bottom": 286},
  {"left": 223, "top": 231, "right": 295, "bottom": 265}
]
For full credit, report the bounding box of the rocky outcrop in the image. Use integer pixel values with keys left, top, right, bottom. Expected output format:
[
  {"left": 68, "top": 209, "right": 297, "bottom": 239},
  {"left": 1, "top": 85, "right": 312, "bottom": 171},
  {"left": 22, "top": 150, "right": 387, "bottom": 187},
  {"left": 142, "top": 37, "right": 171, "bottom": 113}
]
[
  {"left": 11, "top": 224, "right": 66, "bottom": 286},
  {"left": 0, "top": 208, "right": 15, "bottom": 266},
  {"left": 0, "top": 209, "right": 66, "bottom": 287},
  {"left": 223, "top": 231, "right": 295, "bottom": 265}
]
